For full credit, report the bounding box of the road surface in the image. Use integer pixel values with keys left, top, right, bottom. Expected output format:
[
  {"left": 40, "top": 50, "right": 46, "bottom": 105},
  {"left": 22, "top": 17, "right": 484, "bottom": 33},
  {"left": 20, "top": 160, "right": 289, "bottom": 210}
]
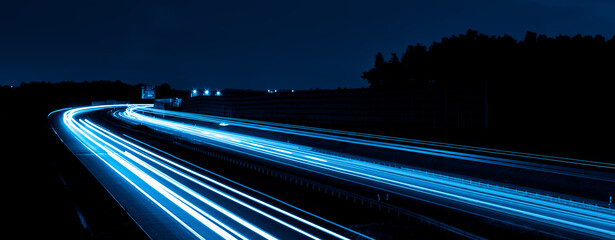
[
  {"left": 116, "top": 104, "right": 615, "bottom": 239},
  {"left": 49, "top": 105, "right": 371, "bottom": 240}
]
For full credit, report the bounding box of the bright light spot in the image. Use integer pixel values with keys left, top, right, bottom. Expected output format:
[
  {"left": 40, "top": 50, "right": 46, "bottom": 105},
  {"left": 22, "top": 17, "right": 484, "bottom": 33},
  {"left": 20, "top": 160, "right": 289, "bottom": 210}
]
[
  {"left": 227, "top": 137, "right": 241, "bottom": 143},
  {"left": 271, "top": 148, "right": 292, "bottom": 154},
  {"left": 247, "top": 143, "right": 264, "bottom": 148},
  {"left": 305, "top": 156, "right": 327, "bottom": 162},
  {"left": 204, "top": 90, "right": 210, "bottom": 96},
  {"left": 219, "top": 122, "right": 229, "bottom": 126},
  {"left": 215, "top": 90, "right": 221, "bottom": 96}
]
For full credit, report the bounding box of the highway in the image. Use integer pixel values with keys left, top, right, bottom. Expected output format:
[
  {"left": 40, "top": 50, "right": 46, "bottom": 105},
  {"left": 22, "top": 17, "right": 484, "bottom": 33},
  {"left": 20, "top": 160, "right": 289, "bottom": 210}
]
[
  {"left": 115, "top": 105, "right": 615, "bottom": 239},
  {"left": 133, "top": 107, "right": 615, "bottom": 183},
  {"left": 49, "top": 105, "right": 371, "bottom": 240}
]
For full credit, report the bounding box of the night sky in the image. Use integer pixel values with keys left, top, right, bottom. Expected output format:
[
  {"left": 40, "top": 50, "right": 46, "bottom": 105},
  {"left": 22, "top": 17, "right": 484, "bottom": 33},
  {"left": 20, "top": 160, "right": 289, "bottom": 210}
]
[{"left": 2, "top": 0, "right": 614, "bottom": 91}]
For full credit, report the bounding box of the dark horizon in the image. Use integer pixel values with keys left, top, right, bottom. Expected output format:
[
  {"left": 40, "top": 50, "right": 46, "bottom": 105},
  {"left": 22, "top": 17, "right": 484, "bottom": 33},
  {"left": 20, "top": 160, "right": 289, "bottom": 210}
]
[
  {"left": 4, "top": 29, "right": 614, "bottom": 92},
  {"left": 2, "top": 0, "right": 615, "bottom": 91}
]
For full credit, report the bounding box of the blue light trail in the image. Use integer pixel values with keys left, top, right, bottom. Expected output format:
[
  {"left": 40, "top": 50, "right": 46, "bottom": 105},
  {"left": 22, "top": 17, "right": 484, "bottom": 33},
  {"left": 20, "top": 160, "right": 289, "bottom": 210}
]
[
  {"left": 53, "top": 104, "right": 369, "bottom": 240},
  {"left": 134, "top": 107, "right": 615, "bottom": 174},
  {"left": 117, "top": 105, "right": 615, "bottom": 239}
]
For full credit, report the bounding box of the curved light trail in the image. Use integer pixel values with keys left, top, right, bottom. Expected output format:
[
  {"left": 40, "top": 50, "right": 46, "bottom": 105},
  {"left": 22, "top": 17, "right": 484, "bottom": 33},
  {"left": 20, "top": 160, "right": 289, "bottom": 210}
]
[
  {"left": 52, "top": 104, "right": 369, "bottom": 240},
  {"left": 117, "top": 105, "right": 615, "bottom": 239},
  {"left": 135, "top": 107, "right": 615, "bottom": 177}
]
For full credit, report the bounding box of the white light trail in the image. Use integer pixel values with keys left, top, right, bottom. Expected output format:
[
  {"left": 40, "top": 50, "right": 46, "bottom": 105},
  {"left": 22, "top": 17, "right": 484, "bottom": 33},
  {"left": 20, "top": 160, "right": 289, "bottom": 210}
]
[
  {"left": 57, "top": 105, "right": 359, "bottom": 240},
  {"left": 117, "top": 105, "right": 615, "bottom": 239}
]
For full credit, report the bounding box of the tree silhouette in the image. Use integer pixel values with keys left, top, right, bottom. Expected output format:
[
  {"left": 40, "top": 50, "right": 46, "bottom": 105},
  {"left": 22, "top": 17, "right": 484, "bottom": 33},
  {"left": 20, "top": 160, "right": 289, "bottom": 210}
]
[
  {"left": 374, "top": 52, "right": 385, "bottom": 67},
  {"left": 157, "top": 83, "right": 172, "bottom": 98},
  {"left": 364, "top": 29, "right": 615, "bottom": 90},
  {"left": 362, "top": 29, "right": 615, "bottom": 136}
]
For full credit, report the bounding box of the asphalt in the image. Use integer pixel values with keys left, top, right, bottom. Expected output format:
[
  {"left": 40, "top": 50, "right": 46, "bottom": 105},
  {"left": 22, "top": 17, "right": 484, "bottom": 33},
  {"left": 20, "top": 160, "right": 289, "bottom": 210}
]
[{"left": 118, "top": 106, "right": 615, "bottom": 239}]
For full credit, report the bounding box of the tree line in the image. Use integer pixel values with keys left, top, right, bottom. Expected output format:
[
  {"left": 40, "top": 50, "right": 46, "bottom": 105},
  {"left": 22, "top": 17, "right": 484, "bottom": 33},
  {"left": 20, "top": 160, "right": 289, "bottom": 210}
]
[
  {"left": 363, "top": 29, "right": 614, "bottom": 129},
  {"left": 2, "top": 80, "right": 186, "bottom": 114},
  {"left": 362, "top": 29, "right": 615, "bottom": 89},
  {"left": 361, "top": 29, "right": 615, "bottom": 156}
]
